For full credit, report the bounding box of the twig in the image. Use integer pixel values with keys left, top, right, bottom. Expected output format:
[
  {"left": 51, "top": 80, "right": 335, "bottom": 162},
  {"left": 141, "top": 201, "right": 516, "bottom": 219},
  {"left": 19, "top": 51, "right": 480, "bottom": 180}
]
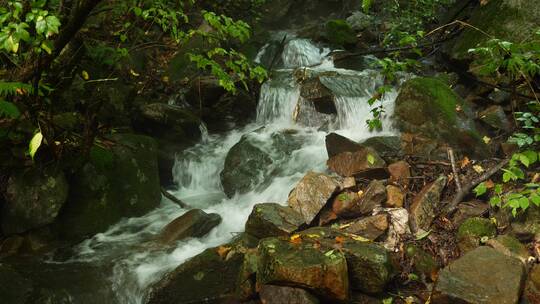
[
  {"left": 84, "top": 78, "right": 119, "bottom": 83},
  {"left": 161, "top": 187, "right": 191, "bottom": 209},
  {"left": 443, "top": 158, "right": 510, "bottom": 215},
  {"left": 448, "top": 148, "right": 462, "bottom": 193}
]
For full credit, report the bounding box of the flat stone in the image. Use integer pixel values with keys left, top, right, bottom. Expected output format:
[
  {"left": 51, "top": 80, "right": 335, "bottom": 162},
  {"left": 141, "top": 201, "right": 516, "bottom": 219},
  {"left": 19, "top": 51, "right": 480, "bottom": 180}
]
[
  {"left": 409, "top": 176, "right": 447, "bottom": 233},
  {"left": 486, "top": 234, "right": 529, "bottom": 265},
  {"left": 432, "top": 247, "right": 526, "bottom": 304},
  {"left": 288, "top": 171, "right": 340, "bottom": 224},
  {"left": 388, "top": 161, "right": 411, "bottom": 187},
  {"left": 245, "top": 203, "right": 304, "bottom": 239},
  {"left": 342, "top": 214, "right": 389, "bottom": 241}
]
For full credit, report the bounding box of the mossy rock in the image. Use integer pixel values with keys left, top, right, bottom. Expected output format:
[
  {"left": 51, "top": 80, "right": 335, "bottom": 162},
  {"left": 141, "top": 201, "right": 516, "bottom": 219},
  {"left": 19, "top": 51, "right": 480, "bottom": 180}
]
[
  {"left": 55, "top": 133, "right": 161, "bottom": 241},
  {"left": 394, "top": 77, "right": 488, "bottom": 157},
  {"left": 448, "top": 0, "right": 540, "bottom": 61},
  {"left": 406, "top": 245, "right": 439, "bottom": 279},
  {"left": 325, "top": 19, "right": 357, "bottom": 47},
  {"left": 147, "top": 245, "right": 245, "bottom": 304},
  {"left": 457, "top": 217, "right": 497, "bottom": 253}
]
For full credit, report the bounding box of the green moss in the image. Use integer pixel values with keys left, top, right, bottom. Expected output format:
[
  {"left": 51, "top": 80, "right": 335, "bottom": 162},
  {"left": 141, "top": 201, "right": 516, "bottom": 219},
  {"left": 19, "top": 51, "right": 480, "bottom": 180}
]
[
  {"left": 457, "top": 217, "right": 497, "bottom": 239},
  {"left": 406, "top": 245, "right": 438, "bottom": 277},
  {"left": 325, "top": 19, "right": 357, "bottom": 47},
  {"left": 407, "top": 77, "right": 460, "bottom": 123}
]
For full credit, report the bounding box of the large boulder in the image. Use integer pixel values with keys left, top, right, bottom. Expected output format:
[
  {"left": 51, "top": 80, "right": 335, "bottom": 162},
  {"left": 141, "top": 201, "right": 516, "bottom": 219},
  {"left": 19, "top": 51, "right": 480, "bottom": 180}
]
[
  {"left": 457, "top": 217, "right": 497, "bottom": 253},
  {"left": 135, "top": 103, "right": 201, "bottom": 142},
  {"left": 446, "top": 0, "right": 540, "bottom": 62},
  {"left": 0, "top": 264, "right": 32, "bottom": 304},
  {"left": 325, "top": 133, "right": 363, "bottom": 158},
  {"left": 256, "top": 237, "right": 349, "bottom": 301},
  {"left": 394, "top": 77, "right": 488, "bottom": 157},
  {"left": 432, "top": 246, "right": 526, "bottom": 304},
  {"left": 221, "top": 130, "right": 305, "bottom": 198},
  {"left": 259, "top": 285, "right": 320, "bottom": 304},
  {"left": 342, "top": 214, "right": 389, "bottom": 241},
  {"left": 288, "top": 171, "right": 341, "bottom": 224},
  {"left": 55, "top": 134, "right": 161, "bottom": 241},
  {"left": 245, "top": 203, "right": 305, "bottom": 239},
  {"left": 157, "top": 209, "right": 222, "bottom": 245},
  {"left": 1, "top": 166, "right": 68, "bottom": 235},
  {"left": 147, "top": 245, "right": 245, "bottom": 304}
]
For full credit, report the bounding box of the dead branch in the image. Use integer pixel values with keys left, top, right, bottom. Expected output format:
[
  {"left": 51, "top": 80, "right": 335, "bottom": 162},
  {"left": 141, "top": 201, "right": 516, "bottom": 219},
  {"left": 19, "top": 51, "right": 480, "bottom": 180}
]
[
  {"left": 161, "top": 187, "right": 191, "bottom": 209},
  {"left": 448, "top": 148, "right": 462, "bottom": 192}
]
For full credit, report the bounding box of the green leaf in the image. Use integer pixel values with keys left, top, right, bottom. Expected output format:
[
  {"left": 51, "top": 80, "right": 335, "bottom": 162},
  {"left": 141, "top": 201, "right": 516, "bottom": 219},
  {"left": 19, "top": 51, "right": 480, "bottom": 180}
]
[
  {"left": 367, "top": 154, "right": 375, "bottom": 165},
  {"left": 0, "top": 100, "right": 20, "bottom": 118},
  {"left": 28, "top": 131, "right": 43, "bottom": 160},
  {"left": 362, "top": 0, "right": 373, "bottom": 13},
  {"left": 523, "top": 150, "right": 538, "bottom": 165},
  {"left": 489, "top": 196, "right": 502, "bottom": 207},
  {"left": 531, "top": 193, "right": 540, "bottom": 206},
  {"left": 474, "top": 182, "right": 487, "bottom": 196}
]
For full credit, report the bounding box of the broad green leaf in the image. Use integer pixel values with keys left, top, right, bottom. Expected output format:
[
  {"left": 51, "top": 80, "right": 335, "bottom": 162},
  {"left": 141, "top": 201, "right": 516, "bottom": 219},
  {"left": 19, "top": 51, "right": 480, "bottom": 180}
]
[
  {"left": 489, "top": 196, "right": 502, "bottom": 207},
  {"left": 28, "top": 131, "right": 43, "bottom": 160},
  {"left": 474, "top": 182, "right": 487, "bottom": 196},
  {"left": 519, "top": 153, "right": 530, "bottom": 167},
  {"left": 523, "top": 150, "right": 538, "bottom": 165},
  {"left": 531, "top": 193, "right": 540, "bottom": 206},
  {"left": 367, "top": 154, "right": 375, "bottom": 165},
  {"left": 0, "top": 100, "right": 20, "bottom": 118}
]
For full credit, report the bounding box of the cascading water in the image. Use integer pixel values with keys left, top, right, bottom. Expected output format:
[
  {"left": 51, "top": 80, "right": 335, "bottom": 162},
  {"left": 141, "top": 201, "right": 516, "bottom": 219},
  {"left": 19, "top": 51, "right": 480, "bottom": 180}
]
[{"left": 48, "top": 37, "right": 399, "bottom": 303}]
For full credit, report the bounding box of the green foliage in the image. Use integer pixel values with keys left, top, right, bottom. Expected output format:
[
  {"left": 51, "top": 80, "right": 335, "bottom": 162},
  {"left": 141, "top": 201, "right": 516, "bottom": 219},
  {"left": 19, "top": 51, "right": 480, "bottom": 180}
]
[
  {"left": 0, "top": 0, "right": 61, "bottom": 57},
  {"left": 470, "top": 33, "right": 540, "bottom": 216},
  {"left": 28, "top": 131, "right": 43, "bottom": 161}
]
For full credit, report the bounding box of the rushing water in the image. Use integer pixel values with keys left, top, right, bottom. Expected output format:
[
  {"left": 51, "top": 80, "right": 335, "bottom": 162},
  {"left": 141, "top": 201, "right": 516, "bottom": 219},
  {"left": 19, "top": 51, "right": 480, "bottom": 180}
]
[{"left": 48, "top": 38, "right": 399, "bottom": 303}]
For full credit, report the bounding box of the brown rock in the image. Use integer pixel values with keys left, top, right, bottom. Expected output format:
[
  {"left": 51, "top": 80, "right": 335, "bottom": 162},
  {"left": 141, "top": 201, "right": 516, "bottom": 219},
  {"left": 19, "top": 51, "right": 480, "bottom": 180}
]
[
  {"left": 332, "top": 180, "right": 386, "bottom": 218},
  {"left": 327, "top": 148, "right": 386, "bottom": 178},
  {"left": 341, "top": 177, "right": 356, "bottom": 189},
  {"left": 157, "top": 209, "right": 222, "bottom": 244},
  {"left": 259, "top": 285, "right": 320, "bottom": 304},
  {"left": 388, "top": 161, "right": 411, "bottom": 187},
  {"left": 0, "top": 236, "right": 23, "bottom": 258},
  {"left": 524, "top": 264, "right": 540, "bottom": 304},
  {"left": 385, "top": 185, "right": 405, "bottom": 208},
  {"left": 318, "top": 208, "right": 338, "bottom": 226},
  {"left": 288, "top": 171, "right": 340, "bottom": 224},
  {"left": 451, "top": 200, "right": 489, "bottom": 227},
  {"left": 325, "top": 133, "right": 363, "bottom": 158},
  {"left": 343, "top": 214, "right": 389, "bottom": 241},
  {"left": 409, "top": 176, "right": 447, "bottom": 233}
]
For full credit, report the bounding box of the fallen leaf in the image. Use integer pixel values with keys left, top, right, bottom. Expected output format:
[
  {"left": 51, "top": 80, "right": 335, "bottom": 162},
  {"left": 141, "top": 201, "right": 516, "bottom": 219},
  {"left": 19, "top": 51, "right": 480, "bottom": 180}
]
[
  {"left": 339, "top": 223, "right": 352, "bottom": 229},
  {"left": 130, "top": 69, "right": 140, "bottom": 77},
  {"left": 349, "top": 234, "right": 370, "bottom": 242},
  {"left": 335, "top": 236, "right": 345, "bottom": 244},
  {"left": 216, "top": 246, "right": 231, "bottom": 259},
  {"left": 460, "top": 156, "right": 471, "bottom": 168},
  {"left": 483, "top": 136, "right": 491, "bottom": 144},
  {"left": 357, "top": 190, "right": 364, "bottom": 197},
  {"left": 485, "top": 179, "right": 495, "bottom": 189},
  {"left": 81, "top": 70, "right": 90, "bottom": 80}
]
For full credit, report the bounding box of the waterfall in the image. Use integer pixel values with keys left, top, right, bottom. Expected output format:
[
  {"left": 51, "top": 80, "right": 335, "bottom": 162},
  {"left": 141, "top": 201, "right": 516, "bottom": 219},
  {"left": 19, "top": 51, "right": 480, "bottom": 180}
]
[{"left": 51, "top": 38, "right": 399, "bottom": 303}]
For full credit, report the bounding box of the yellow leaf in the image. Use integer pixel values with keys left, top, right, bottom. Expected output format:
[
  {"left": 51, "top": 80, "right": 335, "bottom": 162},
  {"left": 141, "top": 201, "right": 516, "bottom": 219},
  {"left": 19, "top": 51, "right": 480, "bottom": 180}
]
[
  {"left": 130, "top": 69, "right": 140, "bottom": 77},
  {"left": 290, "top": 234, "right": 302, "bottom": 244},
  {"left": 81, "top": 70, "right": 90, "bottom": 80},
  {"left": 473, "top": 165, "right": 485, "bottom": 173},
  {"left": 28, "top": 131, "right": 43, "bottom": 160},
  {"left": 349, "top": 234, "right": 370, "bottom": 242},
  {"left": 339, "top": 223, "right": 352, "bottom": 229},
  {"left": 483, "top": 136, "right": 491, "bottom": 144}
]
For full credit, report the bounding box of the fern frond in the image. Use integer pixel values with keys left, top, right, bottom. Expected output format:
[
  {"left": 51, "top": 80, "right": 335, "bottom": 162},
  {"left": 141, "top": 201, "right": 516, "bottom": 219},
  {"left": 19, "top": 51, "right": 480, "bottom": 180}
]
[{"left": 0, "top": 81, "right": 34, "bottom": 97}]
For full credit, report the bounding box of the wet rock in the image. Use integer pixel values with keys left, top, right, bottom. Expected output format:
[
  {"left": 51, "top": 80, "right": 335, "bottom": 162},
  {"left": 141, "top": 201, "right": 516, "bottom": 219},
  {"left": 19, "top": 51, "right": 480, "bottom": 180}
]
[
  {"left": 479, "top": 105, "right": 511, "bottom": 130},
  {"left": 432, "top": 247, "right": 526, "bottom": 304},
  {"left": 510, "top": 206, "right": 540, "bottom": 241},
  {"left": 401, "top": 132, "right": 448, "bottom": 160},
  {"left": 300, "top": 76, "right": 337, "bottom": 114},
  {"left": 185, "top": 76, "right": 226, "bottom": 109},
  {"left": 0, "top": 236, "right": 24, "bottom": 258},
  {"left": 524, "top": 264, "right": 540, "bottom": 304},
  {"left": 297, "top": 227, "right": 395, "bottom": 294},
  {"left": 409, "top": 176, "right": 447, "bottom": 233},
  {"left": 288, "top": 171, "right": 340, "bottom": 224},
  {"left": 157, "top": 209, "right": 222, "bottom": 244},
  {"left": 148, "top": 245, "right": 244, "bottom": 304},
  {"left": 136, "top": 103, "right": 201, "bottom": 141},
  {"left": 486, "top": 234, "right": 529, "bottom": 265},
  {"left": 220, "top": 134, "right": 273, "bottom": 198},
  {"left": 0, "top": 264, "right": 32, "bottom": 304},
  {"left": 245, "top": 203, "right": 304, "bottom": 239},
  {"left": 325, "top": 19, "right": 357, "bottom": 47},
  {"left": 488, "top": 89, "right": 511, "bottom": 104},
  {"left": 259, "top": 285, "right": 320, "bottom": 304},
  {"left": 325, "top": 133, "right": 363, "bottom": 158},
  {"left": 451, "top": 200, "right": 489, "bottom": 227},
  {"left": 385, "top": 185, "right": 405, "bottom": 208},
  {"left": 342, "top": 214, "right": 389, "bottom": 241},
  {"left": 327, "top": 148, "right": 386, "bottom": 178},
  {"left": 257, "top": 237, "right": 349, "bottom": 301},
  {"left": 394, "top": 77, "right": 488, "bottom": 157},
  {"left": 56, "top": 134, "right": 161, "bottom": 241},
  {"left": 2, "top": 166, "right": 68, "bottom": 235},
  {"left": 388, "top": 161, "right": 411, "bottom": 187},
  {"left": 332, "top": 180, "right": 387, "bottom": 218},
  {"left": 361, "top": 136, "right": 403, "bottom": 163},
  {"left": 457, "top": 217, "right": 497, "bottom": 253}
]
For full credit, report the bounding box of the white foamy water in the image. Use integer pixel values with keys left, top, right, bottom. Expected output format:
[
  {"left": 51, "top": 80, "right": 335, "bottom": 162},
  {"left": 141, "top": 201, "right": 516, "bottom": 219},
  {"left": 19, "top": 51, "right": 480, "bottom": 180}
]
[{"left": 53, "top": 38, "right": 399, "bottom": 303}]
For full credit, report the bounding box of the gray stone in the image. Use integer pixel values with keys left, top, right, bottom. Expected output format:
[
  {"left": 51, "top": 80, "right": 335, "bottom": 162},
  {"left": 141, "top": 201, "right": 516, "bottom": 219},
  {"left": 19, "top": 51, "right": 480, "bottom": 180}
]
[
  {"left": 432, "top": 247, "right": 526, "bottom": 304},
  {"left": 245, "top": 203, "right": 304, "bottom": 239},
  {"left": 409, "top": 176, "right": 447, "bottom": 233},
  {"left": 259, "top": 285, "right": 320, "bottom": 304}
]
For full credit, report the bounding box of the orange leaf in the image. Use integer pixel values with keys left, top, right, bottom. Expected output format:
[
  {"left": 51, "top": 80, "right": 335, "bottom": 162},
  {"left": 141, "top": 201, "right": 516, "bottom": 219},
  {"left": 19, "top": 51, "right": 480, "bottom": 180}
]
[
  {"left": 290, "top": 234, "right": 302, "bottom": 244},
  {"left": 460, "top": 156, "right": 470, "bottom": 169},
  {"left": 216, "top": 246, "right": 231, "bottom": 259}
]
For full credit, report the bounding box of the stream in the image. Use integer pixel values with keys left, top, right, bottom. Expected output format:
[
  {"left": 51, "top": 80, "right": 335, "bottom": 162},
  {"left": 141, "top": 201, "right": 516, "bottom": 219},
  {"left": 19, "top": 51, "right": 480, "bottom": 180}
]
[{"left": 43, "top": 37, "right": 399, "bottom": 303}]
